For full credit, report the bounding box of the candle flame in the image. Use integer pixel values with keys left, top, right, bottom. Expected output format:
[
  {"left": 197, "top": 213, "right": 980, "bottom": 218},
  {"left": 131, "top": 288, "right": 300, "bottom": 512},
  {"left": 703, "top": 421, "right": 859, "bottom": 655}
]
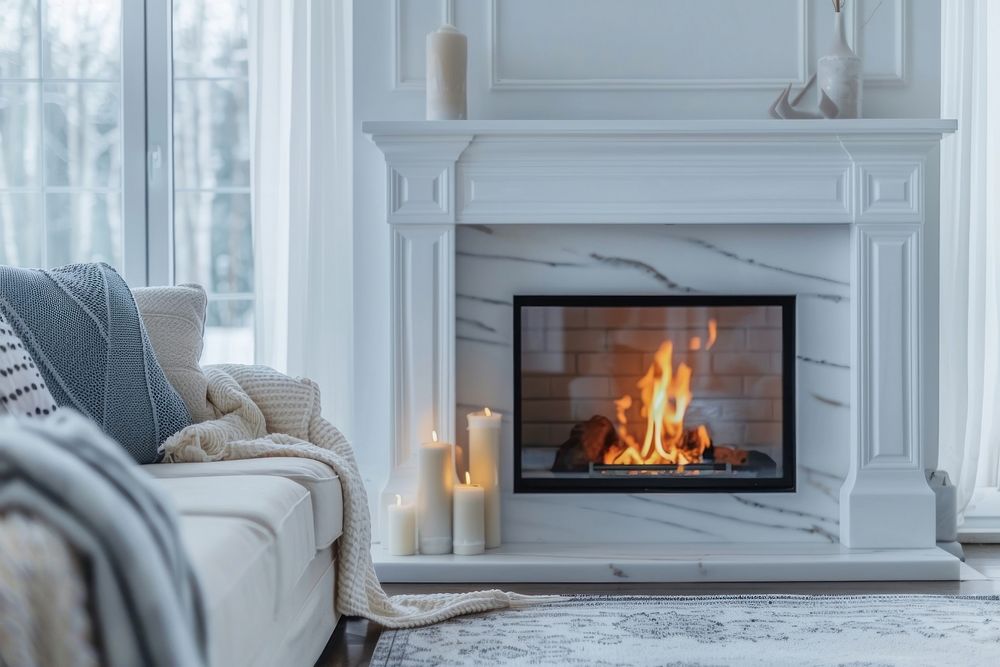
[
  {"left": 431, "top": 430, "right": 439, "bottom": 442},
  {"left": 484, "top": 407, "right": 492, "bottom": 417},
  {"left": 465, "top": 471, "right": 471, "bottom": 485},
  {"left": 394, "top": 494, "right": 402, "bottom": 506}
]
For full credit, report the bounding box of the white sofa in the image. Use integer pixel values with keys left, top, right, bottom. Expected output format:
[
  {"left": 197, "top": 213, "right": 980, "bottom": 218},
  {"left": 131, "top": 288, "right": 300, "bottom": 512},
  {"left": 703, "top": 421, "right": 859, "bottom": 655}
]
[
  {"left": 130, "top": 284, "right": 343, "bottom": 667},
  {"left": 143, "top": 457, "right": 343, "bottom": 667}
]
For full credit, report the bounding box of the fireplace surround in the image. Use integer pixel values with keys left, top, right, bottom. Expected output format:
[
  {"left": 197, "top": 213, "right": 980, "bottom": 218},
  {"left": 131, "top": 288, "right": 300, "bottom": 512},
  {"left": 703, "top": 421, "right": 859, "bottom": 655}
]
[
  {"left": 514, "top": 295, "right": 796, "bottom": 493},
  {"left": 363, "top": 119, "right": 959, "bottom": 582}
]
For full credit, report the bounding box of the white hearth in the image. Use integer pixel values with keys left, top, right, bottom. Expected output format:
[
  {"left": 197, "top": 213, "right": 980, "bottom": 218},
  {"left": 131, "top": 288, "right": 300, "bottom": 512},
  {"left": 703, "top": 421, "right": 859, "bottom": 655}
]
[{"left": 363, "top": 120, "right": 959, "bottom": 582}]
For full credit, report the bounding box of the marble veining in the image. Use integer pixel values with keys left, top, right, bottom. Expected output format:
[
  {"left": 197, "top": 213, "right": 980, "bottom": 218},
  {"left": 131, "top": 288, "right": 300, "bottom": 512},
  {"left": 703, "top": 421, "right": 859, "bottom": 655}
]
[
  {"left": 677, "top": 236, "right": 850, "bottom": 287},
  {"left": 589, "top": 253, "right": 698, "bottom": 292},
  {"left": 455, "top": 224, "right": 850, "bottom": 544},
  {"left": 797, "top": 354, "right": 850, "bottom": 370}
]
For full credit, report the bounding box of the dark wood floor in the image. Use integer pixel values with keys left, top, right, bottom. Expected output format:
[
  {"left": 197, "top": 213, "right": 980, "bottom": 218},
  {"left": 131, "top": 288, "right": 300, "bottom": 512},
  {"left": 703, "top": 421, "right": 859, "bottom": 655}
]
[{"left": 315, "top": 544, "right": 1000, "bottom": 667}]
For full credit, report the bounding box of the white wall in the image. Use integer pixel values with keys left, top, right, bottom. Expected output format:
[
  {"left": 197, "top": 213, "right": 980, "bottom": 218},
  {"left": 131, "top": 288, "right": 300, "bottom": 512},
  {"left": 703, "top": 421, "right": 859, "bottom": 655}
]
[{"left": 352, "top": 0, "right": 943, "bottom": 504}]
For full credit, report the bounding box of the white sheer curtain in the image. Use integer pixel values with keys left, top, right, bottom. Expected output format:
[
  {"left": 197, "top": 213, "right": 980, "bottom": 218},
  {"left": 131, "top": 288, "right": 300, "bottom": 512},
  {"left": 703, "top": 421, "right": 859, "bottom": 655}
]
[
  {"left": 938, "top": 0, "right": 1000, "bottom": 517},
  {"left": 248, "top": 0, "right": 354, "bottom": 435}
]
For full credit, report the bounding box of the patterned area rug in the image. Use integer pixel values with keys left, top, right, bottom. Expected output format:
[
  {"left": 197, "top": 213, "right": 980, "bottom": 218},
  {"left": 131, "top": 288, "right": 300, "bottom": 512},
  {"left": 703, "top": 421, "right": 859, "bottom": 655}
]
[{"left": 372, "top": 595, "right": 1000, "bottom": 666}]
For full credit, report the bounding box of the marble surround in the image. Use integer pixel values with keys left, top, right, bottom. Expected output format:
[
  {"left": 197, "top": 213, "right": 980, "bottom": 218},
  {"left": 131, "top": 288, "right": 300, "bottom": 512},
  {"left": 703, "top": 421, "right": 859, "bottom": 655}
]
[
  {"left": 455, "top": 224, "right": 848, "bottom": 544},
  {"left": 363, "top": 120, "right": 958, "bottom": 580}
]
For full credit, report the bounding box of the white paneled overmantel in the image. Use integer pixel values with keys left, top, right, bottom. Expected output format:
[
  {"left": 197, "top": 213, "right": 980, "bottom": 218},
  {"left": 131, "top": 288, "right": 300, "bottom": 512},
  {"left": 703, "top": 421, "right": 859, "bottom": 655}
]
[{"left": 363, "top": 119, "right": 958, "bottom": 582}]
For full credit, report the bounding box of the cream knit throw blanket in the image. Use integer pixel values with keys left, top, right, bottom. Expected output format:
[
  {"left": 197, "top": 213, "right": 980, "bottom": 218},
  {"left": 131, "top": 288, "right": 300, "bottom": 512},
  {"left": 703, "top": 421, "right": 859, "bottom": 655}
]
[{"left": 163, "top": 364, "right": 555, "bottom": 628}]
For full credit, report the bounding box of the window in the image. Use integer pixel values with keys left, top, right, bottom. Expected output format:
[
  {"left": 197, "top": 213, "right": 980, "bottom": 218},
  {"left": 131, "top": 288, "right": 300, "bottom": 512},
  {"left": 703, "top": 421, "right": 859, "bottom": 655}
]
[
  {"left": 0, "top": 0, "right": 124, "bottom": 270},
  {"left": 0, "top": 0, "right": 254, "bottom": 364},
  {"left": 170, "top": 0, "right": 253, "bottom": 364}
]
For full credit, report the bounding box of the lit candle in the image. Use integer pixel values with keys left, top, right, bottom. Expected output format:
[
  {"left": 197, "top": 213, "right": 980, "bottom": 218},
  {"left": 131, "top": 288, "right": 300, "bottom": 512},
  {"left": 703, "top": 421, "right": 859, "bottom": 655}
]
[
  {"left": 467, "top": 407, "right": 502, "bottom": 548},
  {"left": 453, "top": 472, "right": 485, "bottom": 555},
  {"left": 387, "top": 494, "right": 416, "bottom": 556},
  {"left": 417, "top": 430, "right": 455, "bottom": 555},
  {"left": 425, "top": 24, "right": 467, "bottom": 120}
]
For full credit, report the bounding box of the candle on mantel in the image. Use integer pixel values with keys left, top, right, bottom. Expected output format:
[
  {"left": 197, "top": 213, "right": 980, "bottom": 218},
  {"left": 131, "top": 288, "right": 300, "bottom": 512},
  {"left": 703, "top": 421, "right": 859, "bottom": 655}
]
[
  {"left": 468, "top": 407, "right": 502, "bottom": 548},
  {"left": 425, "top": 24, "right": 467, "bottom": 120},
  {"left": 417, "top": 430, "right": 455, "bottom": 555},
  {"left": 453, "top": 472, "right": 485, "bottom": 555},
  {"left": 387, "top": 494, "right": 416, "bottom": 556}
]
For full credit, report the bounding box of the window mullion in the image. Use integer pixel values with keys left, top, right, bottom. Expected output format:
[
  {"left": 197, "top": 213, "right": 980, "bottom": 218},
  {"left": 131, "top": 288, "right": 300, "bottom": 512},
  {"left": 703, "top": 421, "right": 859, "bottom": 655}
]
[
  {"left": 145, "top": 0, "right": 174, "bottom": 287},
  {"left": 121, "top": 0, "right": 149, "bottom": 285}
]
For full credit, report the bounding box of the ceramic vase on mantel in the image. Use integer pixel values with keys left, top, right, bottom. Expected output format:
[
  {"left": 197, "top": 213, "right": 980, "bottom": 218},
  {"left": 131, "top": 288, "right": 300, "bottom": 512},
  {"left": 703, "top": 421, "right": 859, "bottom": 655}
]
[{"left": 817, "top": 8, "right": 862, "bottom": 118}]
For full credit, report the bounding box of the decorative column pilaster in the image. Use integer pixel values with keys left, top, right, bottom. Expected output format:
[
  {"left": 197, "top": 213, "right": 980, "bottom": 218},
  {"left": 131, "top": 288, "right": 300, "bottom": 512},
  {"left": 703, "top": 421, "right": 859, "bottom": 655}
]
[
  {"left": 838, "top": 140, "right": 938, "bottom": 549},
  {"left": 368, "top": 133, "right": 472, "bottom": 540}
]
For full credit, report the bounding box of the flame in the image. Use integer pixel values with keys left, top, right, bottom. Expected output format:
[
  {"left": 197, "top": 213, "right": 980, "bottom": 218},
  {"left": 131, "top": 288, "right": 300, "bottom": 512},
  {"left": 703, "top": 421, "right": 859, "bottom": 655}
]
[
  {"left": 484, "top": 407, "right": 492, "bottom": 417},
  {"left": 604, "top": 323, "right": 717, "bottom": 466},
  {"left": 395, "top": 494, "right": 402, "bottom": 506},
  {"left": 465, "top": 471, "right": 472, "bottom": 485},
  {"left": 431, "top": 430, "right": 439, "bottom": 443}
]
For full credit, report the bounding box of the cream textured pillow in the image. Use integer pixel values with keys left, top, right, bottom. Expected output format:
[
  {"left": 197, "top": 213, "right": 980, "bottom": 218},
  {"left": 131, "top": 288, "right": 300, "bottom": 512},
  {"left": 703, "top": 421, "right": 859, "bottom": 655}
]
[{"left": 132, "top": 284, "right": 214, "bottom": 423}]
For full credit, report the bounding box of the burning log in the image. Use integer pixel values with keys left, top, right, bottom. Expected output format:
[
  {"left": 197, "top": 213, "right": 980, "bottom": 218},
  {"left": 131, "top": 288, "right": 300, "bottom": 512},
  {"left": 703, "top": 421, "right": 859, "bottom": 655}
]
[
  {"left": 710, "top": 446, "right": 749, "bottom": 466},
  {"left": 551, "top": 415, "right": 619, "bottom": 472}
]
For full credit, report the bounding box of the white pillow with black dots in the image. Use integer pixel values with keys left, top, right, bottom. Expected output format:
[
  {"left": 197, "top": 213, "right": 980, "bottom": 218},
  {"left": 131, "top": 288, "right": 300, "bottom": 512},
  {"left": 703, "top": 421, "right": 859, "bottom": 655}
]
[{"left": 0, "top": 312, "right": 58, "bottom": 419}]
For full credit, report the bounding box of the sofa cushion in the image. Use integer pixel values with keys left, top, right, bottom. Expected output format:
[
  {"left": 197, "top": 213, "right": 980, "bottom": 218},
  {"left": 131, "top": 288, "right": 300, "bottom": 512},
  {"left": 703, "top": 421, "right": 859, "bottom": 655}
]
[
  {"left": 144, "top": 458, "right": 343, "bottom": 548},
  {"left": 153, "top": 475, "right": 316, "bottom": 599},
  {"left": 178, "top": 516, "right": 277, "bottom": 667},
  {"left": 0, "top": 262, "right": 190, "bottom": 462},
  {"left": 0, "top": 312, "right": 58, "bottom": 419},
  {"left": 132, "top": 284, "right": 214, "bottom": 423}
]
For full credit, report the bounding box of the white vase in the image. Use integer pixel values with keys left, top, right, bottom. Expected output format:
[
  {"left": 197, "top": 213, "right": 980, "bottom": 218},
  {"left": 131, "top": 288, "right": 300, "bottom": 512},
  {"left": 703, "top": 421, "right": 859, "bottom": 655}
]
[
  {"left": 426, "top": 24, "right": 467, "bottom": 120},
  {"left": 817, "top": 10, "right": 862, "bottom": 118}
]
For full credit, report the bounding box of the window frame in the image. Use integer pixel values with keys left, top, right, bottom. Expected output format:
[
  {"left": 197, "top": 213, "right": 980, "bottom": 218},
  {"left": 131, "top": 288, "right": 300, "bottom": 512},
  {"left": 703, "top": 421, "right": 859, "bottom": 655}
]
[
  {"left": 143, "top": 0, "right": 174, "bottom": 288},
  {"left": 123, "top": 0, "right": 152, "bottom": 285}
]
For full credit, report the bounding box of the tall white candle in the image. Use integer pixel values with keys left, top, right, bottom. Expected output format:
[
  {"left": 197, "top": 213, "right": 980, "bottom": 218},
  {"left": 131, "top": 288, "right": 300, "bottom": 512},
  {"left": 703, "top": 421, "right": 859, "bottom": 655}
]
[
  {"left": 453, "top": 472, "right": 485, "bottom": 555},
  {"left": 417, "top": 431, "right": 455, "bottom": 554},
  {"left": 468, "top": 408, "right": 502, "bottom": 548},
  {"left": 426, "top": 24, "right": 467, "bottom": 120},
  {"left": 387, "top": 494, "right": 416, "bottom": 556}
]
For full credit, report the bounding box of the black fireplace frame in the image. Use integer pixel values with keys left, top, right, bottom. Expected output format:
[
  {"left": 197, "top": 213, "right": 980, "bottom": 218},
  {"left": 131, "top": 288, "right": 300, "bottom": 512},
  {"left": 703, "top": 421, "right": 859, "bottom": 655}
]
[{"left": 513, "top": 294, "right": 796, "bottom": 494}]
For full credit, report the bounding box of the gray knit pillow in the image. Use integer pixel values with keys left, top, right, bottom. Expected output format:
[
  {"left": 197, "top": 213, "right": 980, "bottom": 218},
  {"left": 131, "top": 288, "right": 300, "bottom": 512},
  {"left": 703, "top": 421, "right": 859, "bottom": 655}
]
[
  {"left": 0, "top": 312, "right": 58, "bottom": 419},
  {"left": 0, "top": 263, "right": 191, "bottom": 463}
]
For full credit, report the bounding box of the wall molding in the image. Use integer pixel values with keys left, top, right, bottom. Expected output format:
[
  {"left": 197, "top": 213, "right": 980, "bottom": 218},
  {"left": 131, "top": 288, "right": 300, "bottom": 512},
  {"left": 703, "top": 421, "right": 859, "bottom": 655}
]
[
  {"left": 388, "top": 0, "right": 906, "bottom": 93},
  {"left": 391, "top": 0, "right": 455, "bottom": 91},
  {"left": 846, "top": 0, "right": 907, "bottom": 86},
  {"left": 488, "top": 0, "right": 811, "bottom": 91}
]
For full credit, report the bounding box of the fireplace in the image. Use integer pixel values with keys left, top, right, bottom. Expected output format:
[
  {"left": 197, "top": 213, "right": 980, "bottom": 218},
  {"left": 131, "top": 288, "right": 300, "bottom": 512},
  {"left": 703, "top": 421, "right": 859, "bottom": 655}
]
[
  {"left": 366, "top": 120, "right": 956, "bottom": 567},
  {"left": 514, "top": 295, "right": 795, "bottom": 493}
]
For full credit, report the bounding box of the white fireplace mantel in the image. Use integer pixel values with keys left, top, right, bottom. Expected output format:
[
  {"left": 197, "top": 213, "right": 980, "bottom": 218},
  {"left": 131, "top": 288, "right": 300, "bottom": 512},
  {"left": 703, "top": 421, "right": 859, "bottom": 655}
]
[{"left": 363, "top": 119, "right": 959, "bottom": 581}]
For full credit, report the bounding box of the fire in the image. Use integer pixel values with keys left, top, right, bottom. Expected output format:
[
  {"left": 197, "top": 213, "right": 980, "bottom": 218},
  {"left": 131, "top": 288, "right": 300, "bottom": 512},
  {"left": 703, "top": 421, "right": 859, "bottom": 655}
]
[{"left": 603, "top": 319, "right": 717, "bottom": 467}]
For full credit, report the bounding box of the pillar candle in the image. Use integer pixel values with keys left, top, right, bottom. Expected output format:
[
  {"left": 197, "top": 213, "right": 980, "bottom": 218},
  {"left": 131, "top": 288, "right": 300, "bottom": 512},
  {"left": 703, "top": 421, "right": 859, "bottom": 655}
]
[
  {"left": 387, "top": 494, "right": 416, "bottom": 556},
  {"left": 468, "top": 408, "right": 502, "bottom": 548},
  {"left": 426, "top": 24, "right": 467, "bottom": 120},
  {"left": 453, "top": 472, "right": 485, "bottom": 555},
  {"left": 417, "top": 431, "right": 454, "bottom": 554}
]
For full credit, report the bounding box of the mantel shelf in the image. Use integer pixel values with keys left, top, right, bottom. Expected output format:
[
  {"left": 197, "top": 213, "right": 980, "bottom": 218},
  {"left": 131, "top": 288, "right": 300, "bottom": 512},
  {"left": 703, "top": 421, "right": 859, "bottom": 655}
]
[
  {"left": 363, "top": 117, "right": 955, "bottom": 228},
  {"left": 363, "top": 118, "right": 956, "bottom": 139}
]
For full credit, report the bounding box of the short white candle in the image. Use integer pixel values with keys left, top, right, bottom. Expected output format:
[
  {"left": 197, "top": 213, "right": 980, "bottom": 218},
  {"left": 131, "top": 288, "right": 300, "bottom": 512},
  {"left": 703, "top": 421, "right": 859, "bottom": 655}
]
[
  {"left": 387, "top": 494, "right": 416, "bottom": 556},
  {"left": 453, "top": 472, "right": 485, "bottom": 555},
  {"left": 426, "top": 24, "right": 467, "bottom": 120},
  {"left": 468, "top": 407, "right": 502, "bottom": 548},
  {"left": 417, "top": 430, "right": 455, "bottom": 555}
]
